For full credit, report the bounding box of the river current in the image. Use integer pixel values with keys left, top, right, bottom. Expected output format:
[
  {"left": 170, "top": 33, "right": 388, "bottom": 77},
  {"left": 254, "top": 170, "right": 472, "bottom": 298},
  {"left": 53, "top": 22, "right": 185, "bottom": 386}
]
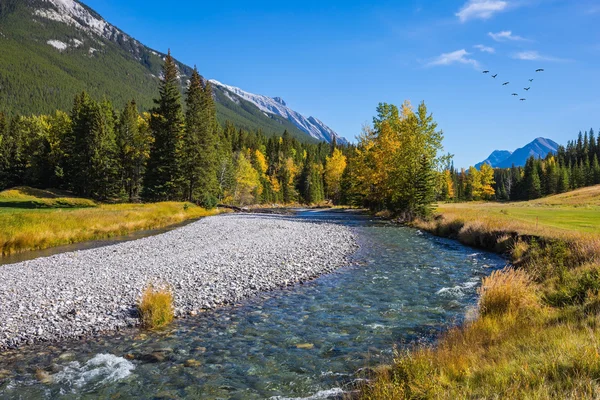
[{"left": 0, "top": 210, "right": 507, "bottom": 399}]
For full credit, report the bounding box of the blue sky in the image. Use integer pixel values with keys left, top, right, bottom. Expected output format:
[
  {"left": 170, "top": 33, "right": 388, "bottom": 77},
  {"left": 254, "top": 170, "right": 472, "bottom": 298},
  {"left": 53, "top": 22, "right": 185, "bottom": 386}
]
[{"left": 84, "top": 0, "right": 600, "bottom": 167}]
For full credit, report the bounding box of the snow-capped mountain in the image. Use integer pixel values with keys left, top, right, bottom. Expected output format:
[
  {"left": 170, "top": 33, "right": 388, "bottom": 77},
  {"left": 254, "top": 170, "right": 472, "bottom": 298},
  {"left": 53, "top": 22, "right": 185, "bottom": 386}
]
[
  {"left": 4, "top": 0, "right": 344, "bottom": 143},
  {"left": 210, "top": 80, "right": 347, "bottom": 144}
]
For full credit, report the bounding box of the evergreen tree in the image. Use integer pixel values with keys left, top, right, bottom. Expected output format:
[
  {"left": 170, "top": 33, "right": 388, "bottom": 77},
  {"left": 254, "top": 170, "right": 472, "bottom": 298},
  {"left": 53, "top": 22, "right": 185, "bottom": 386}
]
[
  {"left": 592, "top": 154, "right": 600, "bottom": 185},
  {"left": 558, "top": 166, "right": 570, "bottom": 193},
  {"left": 142, "top": 50, "right": 185, "bottom": 201},
  {"left": 116, "top": 100, "right": 150, "bottom": 201}
]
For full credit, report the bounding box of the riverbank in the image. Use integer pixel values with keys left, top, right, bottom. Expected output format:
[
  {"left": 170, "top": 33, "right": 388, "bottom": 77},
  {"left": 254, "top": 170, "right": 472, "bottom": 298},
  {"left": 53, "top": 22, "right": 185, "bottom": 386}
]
[
  {"left": 0, "top": 187, "right": 221, "bottom": 256},
  {"left": 0, "top": 214, "right": 357, "bottom": 350},
  {"left": 360, "top": 186, "right": 600, "bottom": 399}
]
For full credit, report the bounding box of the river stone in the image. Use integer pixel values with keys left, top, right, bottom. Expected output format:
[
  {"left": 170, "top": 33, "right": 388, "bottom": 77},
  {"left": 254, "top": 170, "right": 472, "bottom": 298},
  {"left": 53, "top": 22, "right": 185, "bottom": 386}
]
[{"left": 0, "top": 214, "right": 357, "bottom": 350}]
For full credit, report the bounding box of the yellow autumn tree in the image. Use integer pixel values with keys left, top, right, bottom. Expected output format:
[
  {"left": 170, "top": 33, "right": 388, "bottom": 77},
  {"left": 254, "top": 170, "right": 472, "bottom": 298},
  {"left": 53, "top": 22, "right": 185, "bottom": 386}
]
[
  {"left": 480, "top": 163, "right": 496, "bottom": 200},
  {"left": 232, "top": 152, "right": 262, "bottom": 205},
  {"left": 324, "top": 148, "right": 347, "bottom": 202},
  {"left": 443, "top": 169, "right": 455, "bottom": 200},
  {"left": 467, "top": 166, "right": 483, "bottom": 200}
]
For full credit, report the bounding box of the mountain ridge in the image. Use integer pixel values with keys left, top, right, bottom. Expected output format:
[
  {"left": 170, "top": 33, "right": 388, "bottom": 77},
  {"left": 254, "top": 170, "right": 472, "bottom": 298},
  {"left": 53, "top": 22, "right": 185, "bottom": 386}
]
[
  {"left": 475, "top": 138, "right": 559, "bottom": 169},
  {"left": 0, "top": 0, "right": 344, "bottom": 144}
]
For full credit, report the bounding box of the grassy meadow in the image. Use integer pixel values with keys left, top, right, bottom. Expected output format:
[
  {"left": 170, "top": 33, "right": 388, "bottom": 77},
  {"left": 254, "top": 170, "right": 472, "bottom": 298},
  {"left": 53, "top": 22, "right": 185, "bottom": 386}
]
[
  {"left": 361, "top": 185, "right": 600, "bottom": 399},
  {"left": 436, "top": 185, "right": 600, "bottom": 237},
  {"left": 0, "top": 187, "right": 220, "bottom": 256}
]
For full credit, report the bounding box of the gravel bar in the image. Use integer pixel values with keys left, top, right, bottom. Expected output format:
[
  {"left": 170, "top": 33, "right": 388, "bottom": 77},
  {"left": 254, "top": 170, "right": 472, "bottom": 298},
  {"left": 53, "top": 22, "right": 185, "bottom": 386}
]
[{"left": 0, "top": 214, "right": 357, "bottom": 350}]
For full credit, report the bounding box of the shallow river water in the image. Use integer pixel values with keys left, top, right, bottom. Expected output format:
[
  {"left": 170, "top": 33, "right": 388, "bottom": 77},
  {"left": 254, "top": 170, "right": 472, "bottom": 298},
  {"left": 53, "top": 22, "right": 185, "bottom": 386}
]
[{"left": 0, "top": 210, "right": 507, "bottom": 399}]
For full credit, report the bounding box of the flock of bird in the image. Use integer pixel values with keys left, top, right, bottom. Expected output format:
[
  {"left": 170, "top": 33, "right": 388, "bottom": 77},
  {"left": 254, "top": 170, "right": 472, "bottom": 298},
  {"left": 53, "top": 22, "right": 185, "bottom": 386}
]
[{"left": 481, "top": 68, "right": 545, "bottom": 102}]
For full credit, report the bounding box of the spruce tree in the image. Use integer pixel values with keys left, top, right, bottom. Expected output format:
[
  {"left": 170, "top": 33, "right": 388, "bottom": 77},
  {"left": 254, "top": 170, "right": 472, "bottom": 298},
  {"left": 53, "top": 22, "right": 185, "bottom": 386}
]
[
  {"left": 181, "top": 69, "right": 218, "bottom": 204},
  {"left": 142, "top": 50, "right": 185, "bottom": 201},
  {"left": 116, "top": 100, "right": 150, "bottom": 201},
  {"left": 592, "top": 154, "right": 600, "bottom": 185},
  {"left": 558, "top": 166, "right": 570, "bottom": 193}
]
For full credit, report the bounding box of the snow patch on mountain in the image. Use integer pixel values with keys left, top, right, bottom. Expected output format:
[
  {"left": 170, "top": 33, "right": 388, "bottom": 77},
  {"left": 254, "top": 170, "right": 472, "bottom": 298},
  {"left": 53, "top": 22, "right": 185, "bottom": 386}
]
[
  {"left": 209, "top": 80, "right": 346, "bottom": 144},
  {"left": 47, "top": 39, "right": 68, "bottom": 50},
  {"left": 36, "top": 0, "right": 122, "bottom": 42}
]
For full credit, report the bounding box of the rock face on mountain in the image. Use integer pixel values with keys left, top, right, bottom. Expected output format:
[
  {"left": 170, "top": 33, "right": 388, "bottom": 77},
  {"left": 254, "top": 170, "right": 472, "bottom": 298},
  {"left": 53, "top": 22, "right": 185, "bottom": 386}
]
[
  {"left": 210, "top": 80, "right": 346, "bottom": 144},
  {"left": 476, "top": 138, "right": 559, "bottom": 169},
  {"left": 0, "top": 0, "right": 344, "bottom": 143}
]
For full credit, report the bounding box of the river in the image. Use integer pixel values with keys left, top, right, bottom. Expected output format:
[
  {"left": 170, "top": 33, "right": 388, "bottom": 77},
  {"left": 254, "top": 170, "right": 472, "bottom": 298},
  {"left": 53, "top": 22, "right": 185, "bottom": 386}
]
[{"left": 0, "top": 210, "right": 507, "bottom": 399}]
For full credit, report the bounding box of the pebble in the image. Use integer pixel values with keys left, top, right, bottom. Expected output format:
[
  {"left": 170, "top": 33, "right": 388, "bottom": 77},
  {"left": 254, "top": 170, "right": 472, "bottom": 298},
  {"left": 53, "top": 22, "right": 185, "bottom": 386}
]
[{"left": 0, "top": 214, "right": 357, "bottom": 350}]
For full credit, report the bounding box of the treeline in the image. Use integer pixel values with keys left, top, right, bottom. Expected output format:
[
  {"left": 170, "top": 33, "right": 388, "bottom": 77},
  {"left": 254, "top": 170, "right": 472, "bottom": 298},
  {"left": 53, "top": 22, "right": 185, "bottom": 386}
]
[
  {"left": 0, "top": 51, "right": 347, "bottom": 207},
  {"left": 443, "top": 129, "right": 600, "bottom": 202}
]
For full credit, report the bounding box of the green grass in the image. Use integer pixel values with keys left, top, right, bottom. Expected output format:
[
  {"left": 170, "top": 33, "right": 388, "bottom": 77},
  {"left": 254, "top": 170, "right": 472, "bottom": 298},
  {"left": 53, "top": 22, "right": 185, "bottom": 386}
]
[
  {"left": 435, "top": 185, "right": 600, "bottom": 238},
  {"left": 360, "top": 186, "right": 600, "bottom": 399},
  {"left": 0, "top": 187, "right": 221, "bottom": 256},
  {"left": 0, "top": 187, "right": 97, "bottom": 209}
]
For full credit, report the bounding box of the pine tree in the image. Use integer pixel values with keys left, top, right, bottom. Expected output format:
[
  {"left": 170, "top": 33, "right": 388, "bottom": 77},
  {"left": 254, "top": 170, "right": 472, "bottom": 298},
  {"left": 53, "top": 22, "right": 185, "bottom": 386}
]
[
  {"left": 142, "top": 50, "right": 185, "bottom": 201},
  {"left": 558, "top": 166, "right": 570, "bottom": 193},
  {"left": 180, "top": 67, "right": 205, "bottom": 202},
  {"left": 592, "top": 154, "right": 600, "bottom": 185},
  {"left": 116, "top": 100, "right": 150, "bottom": 201}
]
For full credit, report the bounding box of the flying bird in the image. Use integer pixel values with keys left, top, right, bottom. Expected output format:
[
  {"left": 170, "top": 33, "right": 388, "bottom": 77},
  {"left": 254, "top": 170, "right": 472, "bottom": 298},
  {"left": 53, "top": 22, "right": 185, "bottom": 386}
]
[
  {"left": 512, "top": 93, "right": 518, "bottom": 96},
  {"left": 483, "top": 70, "right": 490, "bottom": 74},
  {"left": 536, "top": 69, "right": 544, "bottom": 72},
  {"left": 529, "top": 79, "right": 534, "bottom": 82},
  {"left": 492, "top": 74, "right": 498, "bottom": 78},
  {"left": 524, "top": 87, "right": 531, "bottom": 91},
  {"left": 503, "top": 82, "right": 510, "bottom": 86},
  {"left": 520, "top": 98, "right": 526, "bottom": 101}
]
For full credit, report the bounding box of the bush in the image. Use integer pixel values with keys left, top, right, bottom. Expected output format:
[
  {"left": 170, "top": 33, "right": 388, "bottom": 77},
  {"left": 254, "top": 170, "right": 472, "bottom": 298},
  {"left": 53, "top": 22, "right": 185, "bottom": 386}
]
[
  {"left": 199, "top": 193, "right": 218, "bottom": 210},
  {"left": 478, "top": 268, "right": 538, "bottom": 316},
  {"left": 138, "top": 284, "right": 174, "bottom": 330}
]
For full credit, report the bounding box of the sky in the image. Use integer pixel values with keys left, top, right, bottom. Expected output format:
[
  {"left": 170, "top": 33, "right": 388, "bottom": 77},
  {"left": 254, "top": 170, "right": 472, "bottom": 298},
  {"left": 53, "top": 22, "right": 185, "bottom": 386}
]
[{"left": 83, "top": 0, "right": 600, "bottom": 167}]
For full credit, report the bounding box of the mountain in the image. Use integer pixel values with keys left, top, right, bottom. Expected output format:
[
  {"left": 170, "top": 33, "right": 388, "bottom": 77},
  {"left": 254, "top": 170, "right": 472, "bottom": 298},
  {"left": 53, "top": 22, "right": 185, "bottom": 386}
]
[
  {"left": 0, "top": 0, "right": 344, "bottom": 144},
  {"left": 475, "top": 150, "right": 513, "bottom": 170},
  {"left": 476, "top": 138, "right": 559, "bottom": 169},
  {"left": 210, "top": 80, "right": 346, "bottom": 144}
]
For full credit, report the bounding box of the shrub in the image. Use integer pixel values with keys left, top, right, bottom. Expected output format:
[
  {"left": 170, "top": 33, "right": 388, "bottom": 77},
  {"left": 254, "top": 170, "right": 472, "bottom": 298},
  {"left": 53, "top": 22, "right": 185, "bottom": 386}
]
[
  {"left": 138, "top": 284, "right": 174, "bottom": 330},
  {"left": 199, "top": 193, "right": 218, "bottom": 210},
  {"left": 478, "top": 268, "right": 538, "bottom": 317}
]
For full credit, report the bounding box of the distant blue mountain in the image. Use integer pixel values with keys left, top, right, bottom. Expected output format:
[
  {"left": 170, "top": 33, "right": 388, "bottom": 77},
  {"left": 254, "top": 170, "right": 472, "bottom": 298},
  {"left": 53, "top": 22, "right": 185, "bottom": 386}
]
[
  {"left": 476, "top": 138, "right": 559, "bottom": 169},
  {"left": 475, "top": 150, "right": 513, "bottom": 170}
]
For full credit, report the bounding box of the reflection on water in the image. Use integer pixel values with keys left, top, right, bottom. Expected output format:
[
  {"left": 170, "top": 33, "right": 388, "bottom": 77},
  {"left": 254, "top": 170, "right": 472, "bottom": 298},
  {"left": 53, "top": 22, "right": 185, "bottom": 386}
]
[{"left": 0, "top": 210, "right": 507, "bottom": 399}]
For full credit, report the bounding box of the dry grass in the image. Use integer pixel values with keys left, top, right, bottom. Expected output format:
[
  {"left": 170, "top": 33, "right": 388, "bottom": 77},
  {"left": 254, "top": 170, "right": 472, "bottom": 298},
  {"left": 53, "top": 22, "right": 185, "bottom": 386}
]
[
  {"left": 361, "top": 187, "right": 600, "bottom": 399},
  {"left": 138, "top": 284, "right": 174, "bottom": 330},
  {"left": 0, "top": 187, "right": 97, "bottom": 208},
  {"left": 0, "top": 200, "right": 220, "bottom": 256},
  {"left": 478, "top": 268, "right": 539, "bottom": 316}
]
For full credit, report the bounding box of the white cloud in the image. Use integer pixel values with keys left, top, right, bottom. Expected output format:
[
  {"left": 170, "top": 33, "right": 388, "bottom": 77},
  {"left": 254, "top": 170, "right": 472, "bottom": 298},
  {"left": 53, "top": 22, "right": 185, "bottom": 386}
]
[
  {"left": 427, "top": 49, "right": 480, "bottom": 69},
  {"left": 474, "top": 44, "right": 495, "bottom": 53},
  {"left": 511, "top": 50, "right": 568, "bottom": 62},
  {"left": 456, "top": 0, "right": 508, "bottom": 22},
  {"left": 488, "top": 30, "right": 527, "bottom": 42}
]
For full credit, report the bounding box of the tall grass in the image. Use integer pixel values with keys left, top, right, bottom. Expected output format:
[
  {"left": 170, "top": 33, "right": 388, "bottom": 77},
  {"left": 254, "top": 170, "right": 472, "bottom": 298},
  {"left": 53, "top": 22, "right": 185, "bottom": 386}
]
[
  {"left": 0, "top": 201, "right": 220, "bottom": 256},
  {"left": 138, "top": 284, "right": 174, "bottom": 330},
  {"left": 477, "top": 268, "right": 539, "bottom": 316}
]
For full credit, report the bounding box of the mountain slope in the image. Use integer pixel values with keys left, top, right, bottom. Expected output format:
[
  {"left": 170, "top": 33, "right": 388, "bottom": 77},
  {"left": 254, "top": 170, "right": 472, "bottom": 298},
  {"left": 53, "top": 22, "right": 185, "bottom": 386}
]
[
  {"left": 210, "top": 80, "right": 346, "bottom": 144},
  {"left": 0, "top": 0, "right": 342, "bottom": 143},
  {"left": 475, "top": 150, "right": 513, "bottom": 170},
  {"left": 476, "top": 138, "right": 559, "bottom": 169}
]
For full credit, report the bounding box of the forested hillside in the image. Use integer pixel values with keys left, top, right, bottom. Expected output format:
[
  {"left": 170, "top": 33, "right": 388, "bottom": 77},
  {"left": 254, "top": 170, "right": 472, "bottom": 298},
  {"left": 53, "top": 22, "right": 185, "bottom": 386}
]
[{"left": 0, "top": 0, "right": 330, "bottom": 142}]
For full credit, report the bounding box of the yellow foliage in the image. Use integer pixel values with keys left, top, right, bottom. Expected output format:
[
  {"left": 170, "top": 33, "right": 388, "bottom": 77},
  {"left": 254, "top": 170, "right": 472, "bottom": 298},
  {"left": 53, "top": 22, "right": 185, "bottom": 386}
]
[
  {"left": 479, "top": 163, "right": 496, "bottom": 200},
  {"left": 233, "top": 152, "right": 262, "bottom": 205},
  {"left": 254, "top": 149, "right": 268, "bottom": 175},
  {"left": 285, "top": 157, "right": 298, "bottom": 186},
  {"left": 138, "top": 284, "right": 174, "bottom": 330},
  {"left": 324, "top": 148, "right": 347, "bottom": 200}
]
